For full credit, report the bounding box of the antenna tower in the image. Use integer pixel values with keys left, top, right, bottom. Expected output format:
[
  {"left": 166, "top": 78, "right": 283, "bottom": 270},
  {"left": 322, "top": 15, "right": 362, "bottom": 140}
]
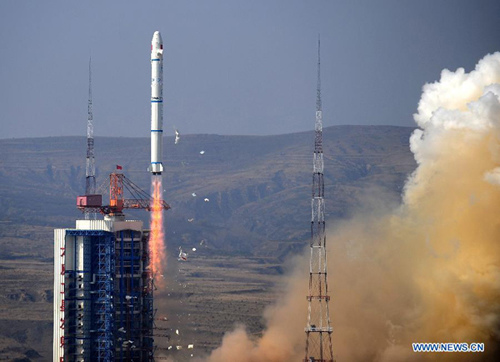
[
  {"left": 85, "top": 57, "right": 97, "bottom": 220},
  {"left": 304, "top": 36, "right": 334, "bottom": 362}
]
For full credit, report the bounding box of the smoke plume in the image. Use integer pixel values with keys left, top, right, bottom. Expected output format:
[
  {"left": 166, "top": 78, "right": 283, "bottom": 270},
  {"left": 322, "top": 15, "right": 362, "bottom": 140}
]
[{"left": 207, "top": 53, "right": 500, "bottom": 361}]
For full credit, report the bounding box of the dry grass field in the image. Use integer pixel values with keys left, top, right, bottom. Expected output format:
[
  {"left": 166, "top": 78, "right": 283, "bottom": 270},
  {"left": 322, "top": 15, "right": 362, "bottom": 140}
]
[
  {"left": 150, "top": 253, "right": 286, "bottom": 361},
  {"left": 0, "top": 127, "right": 416, "bottom": 360},
  {"left": 0, "top": 260, "right": 53, "bottom": 361},
  {"left": 0, "top": 235, "right": 286, "bottom": 361}
]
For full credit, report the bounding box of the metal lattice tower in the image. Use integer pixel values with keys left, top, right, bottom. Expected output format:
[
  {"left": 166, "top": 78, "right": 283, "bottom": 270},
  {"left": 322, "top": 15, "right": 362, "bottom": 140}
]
[
  {"left": 304, "top": 36, "right": 334, "bottom": 362},
  {"left": 85, "top": 57, "right": 97, "bottom": 220}
]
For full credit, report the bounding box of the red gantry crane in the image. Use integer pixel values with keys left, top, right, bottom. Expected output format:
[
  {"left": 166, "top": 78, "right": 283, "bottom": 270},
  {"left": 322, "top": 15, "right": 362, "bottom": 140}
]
[{"left": 77, "top": 172, "right": 170, "bottom": 215}]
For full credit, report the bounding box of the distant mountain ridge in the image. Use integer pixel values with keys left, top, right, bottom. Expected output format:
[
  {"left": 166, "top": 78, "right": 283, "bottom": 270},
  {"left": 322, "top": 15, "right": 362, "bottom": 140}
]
[
  {"left": 0, "top": 125, "right": 417, "bottom": 360},
  {"left": 0, "top": 125, "right": 416, "bottom": 256}
]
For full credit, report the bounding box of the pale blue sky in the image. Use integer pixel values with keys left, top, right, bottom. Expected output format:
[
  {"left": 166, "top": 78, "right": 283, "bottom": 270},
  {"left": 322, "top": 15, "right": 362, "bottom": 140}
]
[{"left": 1, "top": 0, "right": 499, "bottom": 138}]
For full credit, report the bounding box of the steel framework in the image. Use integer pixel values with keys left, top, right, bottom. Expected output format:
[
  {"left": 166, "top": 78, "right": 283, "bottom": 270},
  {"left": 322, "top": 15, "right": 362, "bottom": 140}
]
[
  {"left": 116, "top": 229, "right": 154, "bottom": 361},
  {"left": 65, "top": 229, "right": 115, "bottom": 362},
  {"left": 92, "top": 231, "right": 116, "bottom": 361},
  {"left": 304, "top": 37, "right": 334, "bottom": 362},
  {"left": 78, "top": 173, "right": 170, "bottom": 216},
  {"left": 85, "top": 57, "right": 97, "bottom": 220}
]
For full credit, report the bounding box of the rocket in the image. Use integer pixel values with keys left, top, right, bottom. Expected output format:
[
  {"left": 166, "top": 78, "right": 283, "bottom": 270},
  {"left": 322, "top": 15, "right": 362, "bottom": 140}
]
[{"left": 149, "top": 31, "right": 164, "bottom": 175}]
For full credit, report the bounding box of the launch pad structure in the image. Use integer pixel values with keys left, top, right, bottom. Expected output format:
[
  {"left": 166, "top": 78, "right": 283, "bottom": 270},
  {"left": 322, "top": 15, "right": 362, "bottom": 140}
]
[
  {"left": 54, "top": 218, "right": 154, "bottom": 361},
  {"left": 54, "top": 172, "right": 169, "bottom": 362},
  {"left": 54, "top": 30, "right": 168, "bottom": 361},
  {"left": 304, "top": 37, "right": 334, "bottom": 362}
]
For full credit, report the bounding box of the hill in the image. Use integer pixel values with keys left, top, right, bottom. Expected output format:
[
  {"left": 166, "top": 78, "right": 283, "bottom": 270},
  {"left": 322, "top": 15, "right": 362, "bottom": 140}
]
[
  {"left": 0, "top": 125, "right": 415, "bottom": 255},
  {"left": 0, "top": 125, "right": 416, "bottom": 360}
]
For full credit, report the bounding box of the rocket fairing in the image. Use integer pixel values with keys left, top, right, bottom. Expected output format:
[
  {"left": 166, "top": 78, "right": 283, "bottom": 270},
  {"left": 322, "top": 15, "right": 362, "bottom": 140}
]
[{"left": 149, "top": 31, "right": 164, "bottom": 175}]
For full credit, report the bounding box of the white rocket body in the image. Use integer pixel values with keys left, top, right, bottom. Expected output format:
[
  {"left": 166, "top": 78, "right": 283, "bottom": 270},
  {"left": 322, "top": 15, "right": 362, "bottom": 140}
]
[{"left": 149, "top": 31, "right": 164, "bottom": 175}]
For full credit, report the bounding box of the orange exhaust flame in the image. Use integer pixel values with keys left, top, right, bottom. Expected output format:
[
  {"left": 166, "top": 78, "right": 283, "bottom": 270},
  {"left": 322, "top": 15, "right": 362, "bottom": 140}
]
[{"left": 150, "top": 176, "right": 166, "bottom": 289}]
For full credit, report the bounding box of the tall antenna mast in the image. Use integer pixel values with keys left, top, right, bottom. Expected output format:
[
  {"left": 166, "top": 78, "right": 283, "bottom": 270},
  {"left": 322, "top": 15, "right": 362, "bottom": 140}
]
[
  {"left": 85, "top": 57, "right": 97, "bottom": 220},
  {"left": 304, "top": 35, "right": 334, "bottom": 362}
]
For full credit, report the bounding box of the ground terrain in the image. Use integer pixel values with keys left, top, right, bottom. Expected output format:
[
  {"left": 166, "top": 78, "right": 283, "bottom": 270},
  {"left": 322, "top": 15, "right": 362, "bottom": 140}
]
[{"left": 0, "top": 126, "right": 416, "bottom": 360}]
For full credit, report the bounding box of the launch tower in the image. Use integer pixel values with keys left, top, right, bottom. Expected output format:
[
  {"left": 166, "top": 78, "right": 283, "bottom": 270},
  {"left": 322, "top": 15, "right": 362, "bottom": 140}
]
[
  {"left": 304, "top": 37, "right": 334, "bottom": 362},
  {"left": 55, "top": 172, "right": 168, "bottom": 361},
  {"left": 54, "top": 32, "right": 170, "bottom": 362},
  {"left": 84, "top": 57, "right": 97, "bottom": 220},
  {"left": 54, "top": 217, "right": 153, "bottom": 361}
]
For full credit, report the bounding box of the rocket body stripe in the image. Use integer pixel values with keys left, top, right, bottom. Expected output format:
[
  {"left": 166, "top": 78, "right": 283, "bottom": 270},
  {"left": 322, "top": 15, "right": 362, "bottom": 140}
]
[{"left": 150, "top": 31, "right": 164, "bottom": 175}]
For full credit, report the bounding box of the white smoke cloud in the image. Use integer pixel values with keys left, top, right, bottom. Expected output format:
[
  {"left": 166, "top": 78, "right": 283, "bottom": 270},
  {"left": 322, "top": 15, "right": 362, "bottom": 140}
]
[
  {"left": 205, "top": 52, "right": 500, "bottom": 362},
  {"left": 414, "top": 53, "right": 500, "bottom": 129}
]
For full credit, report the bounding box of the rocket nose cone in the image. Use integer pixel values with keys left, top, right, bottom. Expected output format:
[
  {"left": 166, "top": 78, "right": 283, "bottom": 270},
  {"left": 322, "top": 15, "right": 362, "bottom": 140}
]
[
  {"left": 151, "top": 31, "right": 163, "bottom": 55},
  {"left": 152, "top": 31, "right": 162, "bottom": 44}
]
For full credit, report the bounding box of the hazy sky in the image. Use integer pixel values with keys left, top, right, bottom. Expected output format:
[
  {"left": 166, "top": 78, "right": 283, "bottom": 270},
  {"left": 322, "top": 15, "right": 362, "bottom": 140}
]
[{"left": 1, "top": 0, "right": 499, "bottom": 139}]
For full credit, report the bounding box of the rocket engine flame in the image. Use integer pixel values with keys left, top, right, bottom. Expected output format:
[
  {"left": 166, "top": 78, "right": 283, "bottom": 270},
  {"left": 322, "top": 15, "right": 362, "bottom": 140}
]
[
  {"left": 150, "top": 175, "right": 166, "bottom": 288},
  {"left": 206, "top": 53, "right": 500, "bottom": 361}
]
